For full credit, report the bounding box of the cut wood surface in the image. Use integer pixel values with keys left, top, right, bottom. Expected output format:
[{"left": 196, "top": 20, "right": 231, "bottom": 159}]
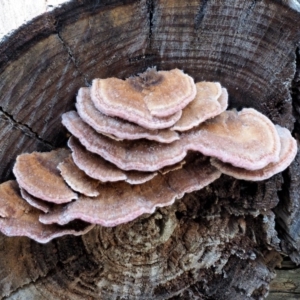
[{"left": 0, "top": 0, "right": 300, "bottom": 299}]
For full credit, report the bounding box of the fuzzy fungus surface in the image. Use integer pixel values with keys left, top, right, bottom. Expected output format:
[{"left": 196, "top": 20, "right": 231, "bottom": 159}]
[
  {"left": 171, "top": 82, "right": 228, "bottom": 131},
  {"left": 39, "top": 155, "right": 221, "bottom": 227},
  {"left": 68, "top": 136, "right": 157, "bottom": 184},
  {"left": 0, "top": 181, "right": 94, "bottom": 243},
  {"left": 91, "top": 68, "right": 196, "bottom": 120},
  {"left": 210, "top": 125, "right": 297, "bottom": 181},
  {"left": 13, "top": 149, "right": 78, "bottom": 204},
  {"left": 58, "top": 155, "right": 101, "bottom": 197},
  {"left": 76, "top": 87, "right": 179, "bottom": 143},
  {"left": 0, "top": 68, "right": 297, "bottom": 243}
]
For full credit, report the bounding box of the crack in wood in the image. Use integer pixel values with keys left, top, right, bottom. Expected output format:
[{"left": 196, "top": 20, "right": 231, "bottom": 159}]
[
  {"left": 147, "top": 0, "right": 155, "bottom": 48},
  {"left": 56, "top": 30, "right": 89, "bottom": 86},
  {"left": 0, "top": 107, "right": 54, "bottom": 149},
  {"left": 128, "top": 53, "right": 156, "bottom": 63},
  {"left": 194, "top": 0, "right": 209, "bottom": 30}
]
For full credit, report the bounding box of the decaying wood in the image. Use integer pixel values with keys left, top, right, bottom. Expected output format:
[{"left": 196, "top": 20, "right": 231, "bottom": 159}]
[
  {"left": 0, "top": 0, "right": 300, "bottom": 299},
  {"left": 269, "top": 258, "right": 300, "bottom": 300}
]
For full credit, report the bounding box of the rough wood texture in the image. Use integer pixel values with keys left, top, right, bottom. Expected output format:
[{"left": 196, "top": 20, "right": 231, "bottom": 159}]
[
  {"left": 0, "top": 0, "right": 300, "bottom": 299},
  {"left": 269, "top": 259, "right": 300, "bottom": 299}
]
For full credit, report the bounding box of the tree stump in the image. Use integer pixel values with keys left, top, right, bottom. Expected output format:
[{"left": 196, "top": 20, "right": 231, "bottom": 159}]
[{"left": 0, "top": 0, "right": 300, "bottom": 299}]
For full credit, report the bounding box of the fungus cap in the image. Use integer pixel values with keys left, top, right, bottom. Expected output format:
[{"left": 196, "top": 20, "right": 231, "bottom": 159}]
[
  {"left": 210, "top": 125, "right": 297, "bottom": 181},
  {"left": 21, "top": 188, "right": 52, "bottom": 213},
  {"left": 171, "top": 83, "right": 228, "bottom": 131},
  {"left": 63, "top": 111, "right": 187, "bottom": 172},
  {"left": 68, "top": 137, "right": 157, "bottom": 184},
  {"left": 0, "top": 181, "right": 94, "bottom": 243},
  {"left": 90, "top": 68, "right": 196, "bottom": 129},
  {"left": 58, "top": 155, "right": 100, "bottom": 197},
  {"left": 185, "top": 108, "right": 281, "bottom": 170},
  {"left": 63, "top": 108, "right": 281, "bottom": 172},
  {"left": 13, "top": 149, "right": 78, "bottom": 203},
  {"left": 39, "top": 156, "right": 221, "bottom": 227},
  {"left": 76, "top": 87, "right": 179, "bottom": 143}
]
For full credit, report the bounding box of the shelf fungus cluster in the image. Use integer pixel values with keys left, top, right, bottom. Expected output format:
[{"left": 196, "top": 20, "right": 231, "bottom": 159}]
[{"left": 0, "top": 68, "right": 297, "bottom": 243}]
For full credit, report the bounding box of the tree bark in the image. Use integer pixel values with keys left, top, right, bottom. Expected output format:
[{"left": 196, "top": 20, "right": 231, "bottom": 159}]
[{"left": 0, "top": 0, "right": 300, "bottom": 299}]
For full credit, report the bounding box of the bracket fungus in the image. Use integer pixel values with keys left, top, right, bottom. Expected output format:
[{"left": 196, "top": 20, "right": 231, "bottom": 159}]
[
  {"left": 76, "top": 87, "right": 179, "bottom": 143},
  {"left": 67, "top": 136, "right": 158, "bottom": 184},
  {"left": 13, "top": 149, "right": 78, "bottom": 204},
  {"left": 39, "top": 155, "right": 221, "bottom": 227},
  {"left": 58, "top": 155, "right": 101, "bottom": 197},
  {"left": 0, "top": 181, "right": 94, "bottom": 243},
  {"left": 21, "top": 188, "right": 52, "bottom": 213},
  {"left": 210, "top": 125, "right": 297, "bottom": 181},
  {"left": 0, "top": 68, "right": 297, "bottom": 243},
  {"left": 171, "top": 82, "right": 228, "bottom": 131},
  {"left": 91, "top": 68, "right": 196, "bottom": 121}
]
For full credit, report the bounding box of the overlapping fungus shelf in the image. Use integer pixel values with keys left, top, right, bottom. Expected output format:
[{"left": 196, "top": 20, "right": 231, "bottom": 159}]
[{"left": 0, "top": 68, "right": 297, "bottom": 243}]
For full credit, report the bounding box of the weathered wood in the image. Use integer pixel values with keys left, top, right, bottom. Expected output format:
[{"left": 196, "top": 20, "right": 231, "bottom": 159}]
[
  {"left": 269, "top": 259, "right": 300, "bottom": 300},
  {"left": 0, "top": 0, "right": 300, "bottom": 299}
]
